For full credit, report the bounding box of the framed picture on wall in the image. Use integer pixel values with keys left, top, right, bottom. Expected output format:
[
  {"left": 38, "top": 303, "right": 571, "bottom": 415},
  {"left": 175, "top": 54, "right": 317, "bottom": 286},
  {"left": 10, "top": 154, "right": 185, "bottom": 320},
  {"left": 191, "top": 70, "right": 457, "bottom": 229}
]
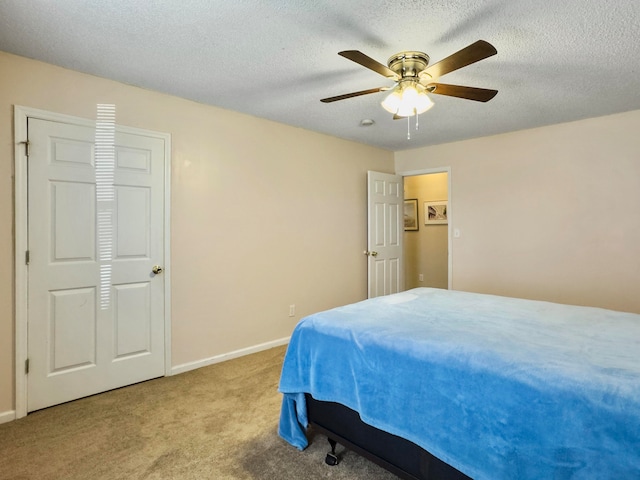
[
  {"left": 404, "top": 199, "right": 419, "bottom": 231},
  {"left": 424, "top": 201, "right": 448, "bottom": 225}
]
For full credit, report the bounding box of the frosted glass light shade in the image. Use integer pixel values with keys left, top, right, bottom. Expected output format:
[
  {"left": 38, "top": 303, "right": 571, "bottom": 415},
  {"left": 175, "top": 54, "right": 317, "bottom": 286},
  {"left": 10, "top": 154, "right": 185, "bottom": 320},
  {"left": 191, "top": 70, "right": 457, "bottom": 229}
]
[
  {"left": 381, "top": 84, "right": 434, "bottom": 117},
  {"left": 381, "top": 90, "right": 402, "bottom": 114}
]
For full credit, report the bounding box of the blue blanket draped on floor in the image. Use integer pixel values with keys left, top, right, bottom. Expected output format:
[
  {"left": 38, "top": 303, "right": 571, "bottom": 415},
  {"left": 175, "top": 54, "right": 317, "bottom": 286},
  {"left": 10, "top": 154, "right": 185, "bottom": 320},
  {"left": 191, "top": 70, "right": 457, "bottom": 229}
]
[{"left": 278, "top": 288, "right": 640, "bottom": 480}]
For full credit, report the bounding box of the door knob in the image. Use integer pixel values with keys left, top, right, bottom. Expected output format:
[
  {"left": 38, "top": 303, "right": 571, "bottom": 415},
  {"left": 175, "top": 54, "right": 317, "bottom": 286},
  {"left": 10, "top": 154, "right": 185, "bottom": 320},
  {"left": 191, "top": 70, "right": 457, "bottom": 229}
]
[
  {"left": 152, "top": 265, "right": 163, "bottom": 274},
  {"left": 363, "top": 251, "right": 378, "bottom": 257}
]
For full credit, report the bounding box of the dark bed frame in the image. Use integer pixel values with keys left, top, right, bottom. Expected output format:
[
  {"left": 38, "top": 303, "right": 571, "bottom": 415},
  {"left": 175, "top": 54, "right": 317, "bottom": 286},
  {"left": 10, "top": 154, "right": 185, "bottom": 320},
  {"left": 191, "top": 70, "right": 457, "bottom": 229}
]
[{"left": 306, "top": 394, "right": 472, "bottom": 480}]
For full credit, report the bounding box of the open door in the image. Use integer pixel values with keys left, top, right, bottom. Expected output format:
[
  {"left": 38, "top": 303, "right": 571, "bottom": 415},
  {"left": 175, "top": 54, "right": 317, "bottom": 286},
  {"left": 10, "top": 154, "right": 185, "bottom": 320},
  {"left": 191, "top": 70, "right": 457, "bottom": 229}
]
[{"left": 366, "top": 171, "right": 403, "bottom": 298}]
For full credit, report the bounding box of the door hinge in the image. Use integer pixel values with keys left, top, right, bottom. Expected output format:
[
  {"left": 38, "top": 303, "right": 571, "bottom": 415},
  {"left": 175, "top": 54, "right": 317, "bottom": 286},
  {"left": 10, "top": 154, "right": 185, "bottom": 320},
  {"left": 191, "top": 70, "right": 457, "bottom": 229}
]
[
  {"left": 25, "top": 250, "right": 30, "bottom": 265},
  {"left": 19, "top": 140, "right": 30, "bottom": 157},
  {"left": 25, "top": 358, "right": 30, "bottom": 374}
]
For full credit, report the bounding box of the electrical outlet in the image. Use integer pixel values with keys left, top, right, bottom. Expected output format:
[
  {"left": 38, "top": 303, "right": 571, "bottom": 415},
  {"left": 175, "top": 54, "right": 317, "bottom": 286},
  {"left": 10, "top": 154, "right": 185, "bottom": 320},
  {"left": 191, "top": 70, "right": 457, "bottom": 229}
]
[
  {"left": 289, "top": 304, "right": 296, "bottom": 317},
  {"left": 419, "top": 274, "right": 424, "bottom": 282}
]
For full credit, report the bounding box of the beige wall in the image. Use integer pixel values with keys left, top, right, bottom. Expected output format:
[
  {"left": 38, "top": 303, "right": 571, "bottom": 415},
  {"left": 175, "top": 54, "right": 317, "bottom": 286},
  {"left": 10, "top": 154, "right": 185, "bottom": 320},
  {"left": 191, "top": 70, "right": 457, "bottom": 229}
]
[
  {"left": 404, "top": 173, "right": 448, "bottom": 290},
  {"left": 396, "top": 110, "right": 640, "bottom": 314},
  {"left": 0, "top": 51, "right": 394, "bottom": 414}
]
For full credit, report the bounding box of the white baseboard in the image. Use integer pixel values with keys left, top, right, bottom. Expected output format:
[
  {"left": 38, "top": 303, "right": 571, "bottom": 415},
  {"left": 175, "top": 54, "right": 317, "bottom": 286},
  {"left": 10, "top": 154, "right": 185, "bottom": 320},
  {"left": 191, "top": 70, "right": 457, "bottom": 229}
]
[
  {"left": 170, "top": 336, "right": 290, "bottom": 376},
  {"left": 0, "top": 410, "right": 16, "bottom": 424}
]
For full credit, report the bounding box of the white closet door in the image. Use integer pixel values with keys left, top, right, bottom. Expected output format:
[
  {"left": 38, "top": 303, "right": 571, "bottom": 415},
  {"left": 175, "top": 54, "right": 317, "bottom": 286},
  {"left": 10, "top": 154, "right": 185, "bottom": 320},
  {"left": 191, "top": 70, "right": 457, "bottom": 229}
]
[{"left": 27, "top": 118, "right": 166, "bottom": 412}]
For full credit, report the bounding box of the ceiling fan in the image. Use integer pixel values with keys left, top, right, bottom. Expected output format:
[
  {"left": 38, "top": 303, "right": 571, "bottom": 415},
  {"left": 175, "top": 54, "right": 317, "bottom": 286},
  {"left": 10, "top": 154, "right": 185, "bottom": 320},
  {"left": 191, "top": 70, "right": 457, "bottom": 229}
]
[{"left": 321, "top": 40, "right": 498, "bottom": 119}]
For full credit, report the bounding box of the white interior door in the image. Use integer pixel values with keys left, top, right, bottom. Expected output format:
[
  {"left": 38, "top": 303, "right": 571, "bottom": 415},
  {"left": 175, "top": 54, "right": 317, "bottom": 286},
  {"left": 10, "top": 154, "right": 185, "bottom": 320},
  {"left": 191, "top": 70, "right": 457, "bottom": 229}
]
[
  {"left": 27, "top": 117, "right": 166, "bottom": 412},
  {"left": 367, "top": 171, "right": 404, "bottom": 298}
]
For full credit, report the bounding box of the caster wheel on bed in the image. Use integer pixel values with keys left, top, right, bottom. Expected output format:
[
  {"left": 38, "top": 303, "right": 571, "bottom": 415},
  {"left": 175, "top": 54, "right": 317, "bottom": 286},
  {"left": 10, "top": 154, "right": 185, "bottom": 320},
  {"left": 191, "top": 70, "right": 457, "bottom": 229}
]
[
  {"left": 325, "top": 437, "right": 339, "bottom": 466},
  {"left": 325, "top": 452, "right": 339, "bottom": 466}
]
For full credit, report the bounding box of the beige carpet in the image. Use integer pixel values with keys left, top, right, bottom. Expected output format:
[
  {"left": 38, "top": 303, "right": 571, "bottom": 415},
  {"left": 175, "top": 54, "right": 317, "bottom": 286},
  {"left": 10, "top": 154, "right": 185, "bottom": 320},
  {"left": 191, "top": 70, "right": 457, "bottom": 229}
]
[{"left": 0, "top": 346, "right": 398, "bottom": 479}]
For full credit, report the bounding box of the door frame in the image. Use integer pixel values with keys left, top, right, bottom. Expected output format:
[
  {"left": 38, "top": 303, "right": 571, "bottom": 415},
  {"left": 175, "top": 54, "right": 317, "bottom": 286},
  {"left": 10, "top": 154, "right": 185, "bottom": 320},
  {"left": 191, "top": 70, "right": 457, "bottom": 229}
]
[
  {"left": 13, "top": 105, "right": 172, "bottom": 419},
  {"left": 396, "top": 166, "right": 452, "bottom": 290}
]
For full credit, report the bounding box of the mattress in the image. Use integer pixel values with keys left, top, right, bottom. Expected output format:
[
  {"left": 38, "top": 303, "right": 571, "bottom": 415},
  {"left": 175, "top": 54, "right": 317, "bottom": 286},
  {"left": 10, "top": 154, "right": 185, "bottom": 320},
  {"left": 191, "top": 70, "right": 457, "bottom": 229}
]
[{"left": 278, "top": 288, "right": 640, "bottom": 479}]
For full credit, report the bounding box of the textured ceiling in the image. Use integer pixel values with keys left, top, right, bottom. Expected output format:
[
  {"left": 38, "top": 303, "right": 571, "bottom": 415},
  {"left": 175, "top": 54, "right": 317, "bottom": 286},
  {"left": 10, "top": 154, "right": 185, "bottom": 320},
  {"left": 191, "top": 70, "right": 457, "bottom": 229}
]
[{"left": 1, "top": 0, "right": 639, "bottom": 151}]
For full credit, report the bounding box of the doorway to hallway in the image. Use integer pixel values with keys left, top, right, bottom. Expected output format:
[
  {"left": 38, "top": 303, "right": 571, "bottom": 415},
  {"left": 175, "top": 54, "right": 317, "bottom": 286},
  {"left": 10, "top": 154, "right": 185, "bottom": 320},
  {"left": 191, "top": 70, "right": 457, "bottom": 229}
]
[{"left": 403, "top": 172, "right": 449, "bottom": 290}]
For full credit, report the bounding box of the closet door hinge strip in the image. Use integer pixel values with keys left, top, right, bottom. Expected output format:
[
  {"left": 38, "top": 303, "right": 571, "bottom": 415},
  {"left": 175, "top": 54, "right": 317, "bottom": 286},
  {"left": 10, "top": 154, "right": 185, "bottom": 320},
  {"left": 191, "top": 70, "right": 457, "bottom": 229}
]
[{"left": 19, "top": 140, "right": 30, "bottom": 157}]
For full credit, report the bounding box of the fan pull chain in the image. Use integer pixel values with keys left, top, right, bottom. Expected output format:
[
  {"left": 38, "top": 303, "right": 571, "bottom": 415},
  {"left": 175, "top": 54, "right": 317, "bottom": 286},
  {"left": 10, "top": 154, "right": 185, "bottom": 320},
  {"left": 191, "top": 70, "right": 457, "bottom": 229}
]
[
  {"left": 415, "top": 109, "right": 419, "bottom": 130},
  {"left": 407, "top": 116, "right": 411, "bottom": 140}
]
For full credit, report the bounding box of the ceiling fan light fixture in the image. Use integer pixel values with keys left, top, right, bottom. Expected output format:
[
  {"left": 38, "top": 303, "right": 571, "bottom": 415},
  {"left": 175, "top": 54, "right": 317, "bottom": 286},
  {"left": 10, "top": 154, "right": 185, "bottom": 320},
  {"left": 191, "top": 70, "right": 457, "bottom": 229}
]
[
  {"left": 321, "top": 41, "right": 498, "bottom": 137},
  {"left": 381, "top": 83, "right": 434, "bottom": 117}
]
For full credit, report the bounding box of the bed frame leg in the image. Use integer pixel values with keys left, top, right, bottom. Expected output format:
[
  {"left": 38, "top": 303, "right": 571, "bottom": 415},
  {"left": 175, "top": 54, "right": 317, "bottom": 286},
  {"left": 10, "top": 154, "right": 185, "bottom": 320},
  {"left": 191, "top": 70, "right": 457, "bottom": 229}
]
[{"left": 325, "top": 437, "right": 339, "bottom": 466}]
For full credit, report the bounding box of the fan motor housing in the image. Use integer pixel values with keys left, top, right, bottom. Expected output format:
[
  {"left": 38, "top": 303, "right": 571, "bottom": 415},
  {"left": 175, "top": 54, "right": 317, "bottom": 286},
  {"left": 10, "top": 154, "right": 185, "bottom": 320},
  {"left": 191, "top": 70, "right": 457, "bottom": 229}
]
[{"left": 387, "top": 51, "right": 430, "bottom": 78}]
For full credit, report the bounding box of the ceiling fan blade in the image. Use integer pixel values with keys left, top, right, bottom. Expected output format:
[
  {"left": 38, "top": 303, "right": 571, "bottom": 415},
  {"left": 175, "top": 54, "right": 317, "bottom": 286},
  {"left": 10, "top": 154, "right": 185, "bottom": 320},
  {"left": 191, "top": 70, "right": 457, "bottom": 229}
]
[
  {"left": 423, "top": 40, "right": 497, "bottom": 79},
  {"left": 320, "top": 87, "right": 388, "bottom": 103},
  {"left": 427, "top": 83, "right": 498, "bottom": 102},
  {"left": 339, "top": 50, "right": 399, "bottom": 79}
]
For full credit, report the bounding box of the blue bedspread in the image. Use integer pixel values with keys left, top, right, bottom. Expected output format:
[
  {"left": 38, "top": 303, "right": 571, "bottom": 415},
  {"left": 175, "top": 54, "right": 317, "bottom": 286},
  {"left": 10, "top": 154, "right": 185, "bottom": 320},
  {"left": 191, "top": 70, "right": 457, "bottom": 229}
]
[{"left": 278, "top": 288, "right": 640, "bottom": 480}]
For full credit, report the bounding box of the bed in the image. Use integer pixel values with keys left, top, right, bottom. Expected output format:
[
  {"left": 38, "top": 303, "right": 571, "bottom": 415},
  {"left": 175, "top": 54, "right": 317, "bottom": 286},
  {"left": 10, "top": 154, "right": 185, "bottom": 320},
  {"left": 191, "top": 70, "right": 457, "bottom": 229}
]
[{"left": 278, "top": 288, "right": 640, "bottom": 480}]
